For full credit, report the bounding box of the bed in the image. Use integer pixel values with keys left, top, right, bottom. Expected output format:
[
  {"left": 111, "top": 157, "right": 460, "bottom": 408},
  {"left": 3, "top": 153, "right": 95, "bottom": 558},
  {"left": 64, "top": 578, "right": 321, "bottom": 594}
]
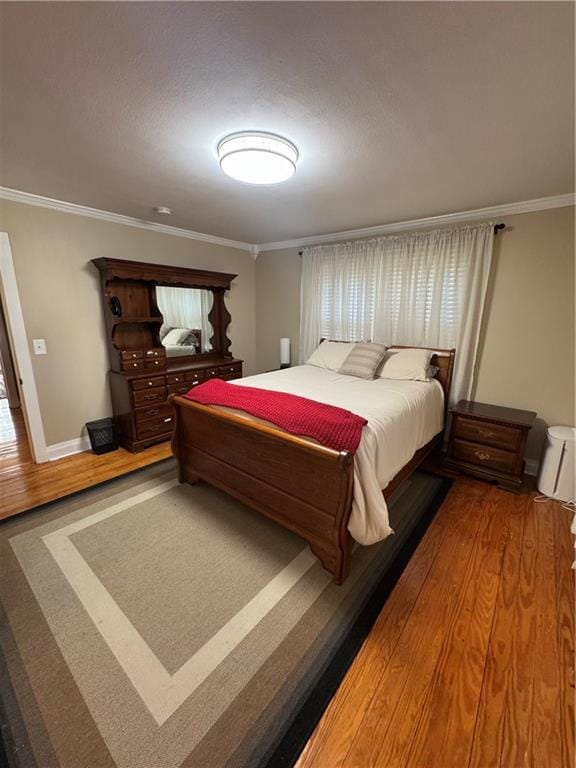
[
  {"left": 160, "top": 326, "right": 202, "bottom": 357},
  {"left": 170, "top": 346, "right": 455, "bottom": 584}
]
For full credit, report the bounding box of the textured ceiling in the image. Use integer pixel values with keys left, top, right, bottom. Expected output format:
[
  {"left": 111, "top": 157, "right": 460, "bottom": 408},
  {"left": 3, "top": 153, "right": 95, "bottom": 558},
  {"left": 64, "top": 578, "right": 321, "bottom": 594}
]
[{"left": 0, "top": 2, "right": 574, "bottom": 244}]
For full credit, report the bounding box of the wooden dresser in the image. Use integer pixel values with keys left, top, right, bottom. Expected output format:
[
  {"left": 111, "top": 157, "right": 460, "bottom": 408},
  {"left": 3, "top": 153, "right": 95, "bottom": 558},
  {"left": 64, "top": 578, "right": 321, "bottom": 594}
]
[
  {"left": 93, "top": 257, "right": 243, "bottom": 452},
  {"left": 445, "top": 400, "right": 536, "bottom": 492},
  {"left": 109, "top": 359, "right": 242, "bottom": 451}
]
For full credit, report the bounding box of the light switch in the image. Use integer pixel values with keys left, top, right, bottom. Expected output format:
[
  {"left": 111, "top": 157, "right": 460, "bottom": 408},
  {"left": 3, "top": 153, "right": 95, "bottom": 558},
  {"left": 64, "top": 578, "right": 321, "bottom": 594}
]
[{"left": 32, "top": 339, "right": 47, "bottom": 355}]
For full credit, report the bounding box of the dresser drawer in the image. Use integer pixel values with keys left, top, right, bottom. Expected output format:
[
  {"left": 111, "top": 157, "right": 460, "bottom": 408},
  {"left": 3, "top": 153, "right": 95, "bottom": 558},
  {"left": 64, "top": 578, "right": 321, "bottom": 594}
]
[
  {"left": 167, "top": 382, "right": 191, "bottom": 396},
  {"left": 219, "top": 363, "right": 242, "bottom": 378},
  {"left": 122, "top": 359, "right": 145, "bottom": 371},
  {"left": 453, "top": 439, "right": 519, "bottom": 475},
  {"left": 133, "top": 387, "right": 167, "bottom": 406},
  {"left": 135, "top": 402, "right": 172, "bottom": 423},
  {"left": 184, "top": 370, "right": 206, "bottom": 383},
  {"left": 167, "top": 373, "right": 187, "bottom": 385},
  {"left": 454, "top": 416, "right": 520, "bottom": 452},
  {"left": 136, "top": 414, "right": 174, "bottom": 440},
  {"left": 132, "top": 376, "right": 165, "bottom": 391},
  {"left": 144, "top": 358, "right": 165, "bottom": 370},
  {"left": 204, "top": 367, "right": 221, "bottom": 379},
  {"left": 121, "top": 350, "right": 143, "bottom": 361}
]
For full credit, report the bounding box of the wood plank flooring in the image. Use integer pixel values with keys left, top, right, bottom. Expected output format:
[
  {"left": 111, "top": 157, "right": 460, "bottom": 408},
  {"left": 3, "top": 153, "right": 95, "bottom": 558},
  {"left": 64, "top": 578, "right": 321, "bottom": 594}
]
[
  {"left": 0, "top": 401, "right": 172, "bottom": 520},
  {"left": 295, "top": 478, "right": 575, "bottom": 768},
  {"left": 0, "top": 400, "right": 32, "bottom": 474},
  {"left": 0, "top": 423, "right": 573, "bottom": 767}
]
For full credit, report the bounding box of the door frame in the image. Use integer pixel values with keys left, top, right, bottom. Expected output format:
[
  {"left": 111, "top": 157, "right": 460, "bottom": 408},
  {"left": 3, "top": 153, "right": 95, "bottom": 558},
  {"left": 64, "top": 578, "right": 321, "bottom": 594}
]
[{"left": 0, "top": 233, "right": 48, "bottom": 462}]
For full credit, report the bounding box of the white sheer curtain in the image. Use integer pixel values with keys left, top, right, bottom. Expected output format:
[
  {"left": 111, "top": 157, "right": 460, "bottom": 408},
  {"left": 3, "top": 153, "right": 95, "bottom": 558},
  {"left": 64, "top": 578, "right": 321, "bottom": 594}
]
[
  {"left": 300, "top": 222, "right": 494, "bottom": 404},
  {"left": 156, "top": 286, "right": 213, "bottom": 350}
]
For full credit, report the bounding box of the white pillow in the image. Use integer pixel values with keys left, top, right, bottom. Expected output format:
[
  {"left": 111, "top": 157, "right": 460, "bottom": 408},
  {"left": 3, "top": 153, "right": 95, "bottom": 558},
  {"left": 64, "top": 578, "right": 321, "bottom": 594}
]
[
  {"left": 377, "top": 348, "right": 434, "bottom": 381},
  {"left": 163, "top": 327, "right": 193, "bottom": 346},
  {"left": 306, "top": 340, "right": 357, "bottom": 371}
]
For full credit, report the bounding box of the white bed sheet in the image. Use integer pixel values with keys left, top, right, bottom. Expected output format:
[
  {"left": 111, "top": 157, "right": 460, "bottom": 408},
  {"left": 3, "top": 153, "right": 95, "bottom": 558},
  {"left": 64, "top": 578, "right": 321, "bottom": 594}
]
[{"left": 229, "top": 365, "right": 444, "bottom": 545}]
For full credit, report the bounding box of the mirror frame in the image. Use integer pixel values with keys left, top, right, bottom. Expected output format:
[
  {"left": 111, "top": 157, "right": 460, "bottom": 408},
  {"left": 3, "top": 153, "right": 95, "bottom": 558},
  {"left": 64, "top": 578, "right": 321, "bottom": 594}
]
[{"left": 93, "top": 258, "right": 237, "bottom": 366}]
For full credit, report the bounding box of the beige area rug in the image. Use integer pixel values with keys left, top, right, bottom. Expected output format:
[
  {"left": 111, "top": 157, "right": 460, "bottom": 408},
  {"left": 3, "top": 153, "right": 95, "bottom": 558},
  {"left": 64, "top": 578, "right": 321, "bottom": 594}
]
[{"left": 0, "top": 459, "right": 450, "bottom": 768}]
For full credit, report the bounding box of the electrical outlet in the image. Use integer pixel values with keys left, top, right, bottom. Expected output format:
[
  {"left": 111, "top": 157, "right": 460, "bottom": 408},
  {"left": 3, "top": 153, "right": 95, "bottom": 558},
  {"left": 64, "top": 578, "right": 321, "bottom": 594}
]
[{"left": 32, "top": 339, "right": 47, "bottom": 355}]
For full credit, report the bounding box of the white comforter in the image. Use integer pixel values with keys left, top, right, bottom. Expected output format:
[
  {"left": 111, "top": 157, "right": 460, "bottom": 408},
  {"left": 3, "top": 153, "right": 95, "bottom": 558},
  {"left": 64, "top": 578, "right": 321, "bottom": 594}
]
[{"left": 230, "top": 365, "right": 444, "bottom": 545}]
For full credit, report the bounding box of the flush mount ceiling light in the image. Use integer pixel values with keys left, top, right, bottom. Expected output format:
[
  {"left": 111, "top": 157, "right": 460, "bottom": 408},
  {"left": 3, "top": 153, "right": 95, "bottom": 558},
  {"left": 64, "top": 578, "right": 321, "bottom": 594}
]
[{"left": 217, "top": 131, "right": 298, "bottom": 185}]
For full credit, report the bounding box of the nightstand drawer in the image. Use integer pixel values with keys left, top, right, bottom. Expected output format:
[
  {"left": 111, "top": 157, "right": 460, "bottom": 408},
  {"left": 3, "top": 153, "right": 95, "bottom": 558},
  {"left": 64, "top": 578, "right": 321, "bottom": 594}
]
[
  {"left": 454, "top": 416, "right": 520, "bottom": 451},
  {"left": 453, "top": 439, "right": 519, "bottom": 475}
]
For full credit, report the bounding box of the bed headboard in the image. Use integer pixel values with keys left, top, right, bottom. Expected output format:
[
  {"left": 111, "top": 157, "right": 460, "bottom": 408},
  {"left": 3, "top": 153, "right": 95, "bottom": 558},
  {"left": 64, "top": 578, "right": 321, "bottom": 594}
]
[
  {"left": 388, "top": 345, "right": 456, "bottom": 412},
  {"left": 319, "top": 339, "right": 455, "bottom": 413}
]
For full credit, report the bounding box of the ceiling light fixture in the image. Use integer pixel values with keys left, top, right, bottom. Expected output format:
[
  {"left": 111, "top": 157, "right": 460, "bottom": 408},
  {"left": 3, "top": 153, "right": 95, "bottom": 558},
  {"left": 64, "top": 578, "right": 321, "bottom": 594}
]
[{"left": 217, "top": 131, "right": 298, "bottom": 185}]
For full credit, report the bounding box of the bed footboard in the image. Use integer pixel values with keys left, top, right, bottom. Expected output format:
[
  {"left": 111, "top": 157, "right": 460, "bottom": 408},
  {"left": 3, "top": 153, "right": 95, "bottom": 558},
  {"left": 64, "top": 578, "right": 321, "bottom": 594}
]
[{"left": 170, "top": 395, "right": 355, "bottom": 584}]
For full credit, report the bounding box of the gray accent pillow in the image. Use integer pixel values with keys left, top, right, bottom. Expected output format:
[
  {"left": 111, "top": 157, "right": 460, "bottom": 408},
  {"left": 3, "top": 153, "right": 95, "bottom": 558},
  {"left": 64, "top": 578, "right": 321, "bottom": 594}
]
[{"left": 339, "top": 343, "right": 388, "bottom": 379}]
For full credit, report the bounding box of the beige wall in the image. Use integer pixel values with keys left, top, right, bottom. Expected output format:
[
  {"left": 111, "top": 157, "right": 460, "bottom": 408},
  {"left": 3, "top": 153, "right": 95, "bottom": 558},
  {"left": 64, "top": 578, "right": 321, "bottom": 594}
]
[
  {"left": 0, "top": 199, "right": 256, "bottom": 445},
  {"left": 473, "top": 206, "right": 575, "bottom": 459},
  {"left": 256, "top": 206, "right": 575, "bottom": 463}
]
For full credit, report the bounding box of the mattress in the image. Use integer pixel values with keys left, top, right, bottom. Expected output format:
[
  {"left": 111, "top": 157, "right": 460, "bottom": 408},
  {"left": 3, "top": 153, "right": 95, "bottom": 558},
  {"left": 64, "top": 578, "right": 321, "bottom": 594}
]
[{"left": 227, "top": 365, "right": 444, "bottom": 545}]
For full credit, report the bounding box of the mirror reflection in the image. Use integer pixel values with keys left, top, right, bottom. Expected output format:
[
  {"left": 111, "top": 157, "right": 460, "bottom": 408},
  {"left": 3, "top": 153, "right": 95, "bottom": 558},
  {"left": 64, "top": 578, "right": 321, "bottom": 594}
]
[{"left": 155, "top": 286, "right": 213, "bottom": 357}]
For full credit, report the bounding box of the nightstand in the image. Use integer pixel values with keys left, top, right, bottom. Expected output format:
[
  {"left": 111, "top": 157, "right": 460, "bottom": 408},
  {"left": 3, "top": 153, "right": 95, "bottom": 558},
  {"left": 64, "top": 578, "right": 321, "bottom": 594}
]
[{"left": 444, "top": 400, "right": 537, "bottom": 492}]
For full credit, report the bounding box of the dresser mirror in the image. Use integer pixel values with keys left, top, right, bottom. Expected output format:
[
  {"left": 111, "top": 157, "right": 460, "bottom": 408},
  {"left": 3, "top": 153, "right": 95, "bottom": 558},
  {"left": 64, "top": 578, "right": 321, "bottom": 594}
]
[{"left": 155, "top": 285, "right": 214, "bottom": 357}]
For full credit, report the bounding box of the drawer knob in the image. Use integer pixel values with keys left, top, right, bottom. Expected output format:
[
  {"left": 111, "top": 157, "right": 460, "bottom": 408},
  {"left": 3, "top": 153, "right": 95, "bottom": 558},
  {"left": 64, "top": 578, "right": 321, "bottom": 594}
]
[
  {"left": 474, "top": 450, "right": 491, "bottom": 461},
  {"left": 163, "top": 417, "right": 172, "bottom": 423},
  {"left": 148, "top": 382, "right": 153, "bottom": 387},
  {"left": 133, "top": 363, "right": 138, "bottom": 368},
  {"left": 132, "top": 353, "right": 137, "bottom": 358}
]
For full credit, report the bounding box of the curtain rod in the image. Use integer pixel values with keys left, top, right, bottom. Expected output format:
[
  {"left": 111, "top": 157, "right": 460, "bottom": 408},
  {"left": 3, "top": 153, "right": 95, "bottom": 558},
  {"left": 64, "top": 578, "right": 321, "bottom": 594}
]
[{"left": 297, "top": 222, "right": 506, "bottom": 256}]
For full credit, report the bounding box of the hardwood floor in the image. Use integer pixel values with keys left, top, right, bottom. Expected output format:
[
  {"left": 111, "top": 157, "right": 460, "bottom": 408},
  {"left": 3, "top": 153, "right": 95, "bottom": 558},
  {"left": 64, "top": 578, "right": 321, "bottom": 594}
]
[
  {"left": 0, "top": 399, "right": 32, "bottom": 473},
  {"left": 1, "top": 428, "right": 573, "bottom": 767},
  {"left": 295, "top": 478, "right": 575, "bottom": 768},
  {"left": 0, "top": 403, "right": 172, "bottom": 520}
]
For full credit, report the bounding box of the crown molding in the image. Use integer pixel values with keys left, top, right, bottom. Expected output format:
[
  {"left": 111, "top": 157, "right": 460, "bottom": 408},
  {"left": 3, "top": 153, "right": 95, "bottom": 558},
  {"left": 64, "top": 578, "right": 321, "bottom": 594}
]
[
  {"left": 256, "top": 193, "right": 576, "bottom": 252},
  {"left": 2, "top": 186, "right": 573, "bottom": 257},
  {"left": 0, "top": 187, "right": 254, "bottom": 253}
]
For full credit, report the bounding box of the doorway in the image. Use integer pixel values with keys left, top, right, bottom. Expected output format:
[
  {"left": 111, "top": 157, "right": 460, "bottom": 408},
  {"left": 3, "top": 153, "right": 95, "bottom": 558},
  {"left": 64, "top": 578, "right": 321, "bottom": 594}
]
[{"left": 0, "top": 291, "right": 32, "bottom": 471}]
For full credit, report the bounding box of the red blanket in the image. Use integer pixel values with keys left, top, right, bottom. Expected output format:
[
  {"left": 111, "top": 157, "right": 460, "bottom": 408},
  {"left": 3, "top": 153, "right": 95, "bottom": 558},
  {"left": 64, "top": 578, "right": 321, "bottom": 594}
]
[{"left": 183, "top": 378, "right": 367, "bottom": 453}]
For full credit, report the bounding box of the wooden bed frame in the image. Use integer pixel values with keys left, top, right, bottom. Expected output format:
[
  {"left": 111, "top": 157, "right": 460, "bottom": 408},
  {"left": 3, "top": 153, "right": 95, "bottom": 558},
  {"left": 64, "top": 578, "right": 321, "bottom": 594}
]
[{"left": 170, "top": 346, "right": 455, "bottom": 584}]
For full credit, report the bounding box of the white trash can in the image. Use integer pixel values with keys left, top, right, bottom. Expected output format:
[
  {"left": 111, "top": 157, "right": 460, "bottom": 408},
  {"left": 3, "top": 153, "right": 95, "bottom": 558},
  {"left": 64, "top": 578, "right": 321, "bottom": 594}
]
[{"left": 537, "top": 426, "right": 576, "bottom": 502}]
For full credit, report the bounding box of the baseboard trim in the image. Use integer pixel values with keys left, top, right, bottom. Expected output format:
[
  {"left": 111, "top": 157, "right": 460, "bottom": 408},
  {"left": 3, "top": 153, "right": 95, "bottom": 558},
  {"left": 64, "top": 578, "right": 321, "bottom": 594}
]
[
  {"left": 525, "top": 458, "right": 539, "bottom": 477},
  {"left": 47, "top": 435, "right": 91, "bottom": 461}
]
